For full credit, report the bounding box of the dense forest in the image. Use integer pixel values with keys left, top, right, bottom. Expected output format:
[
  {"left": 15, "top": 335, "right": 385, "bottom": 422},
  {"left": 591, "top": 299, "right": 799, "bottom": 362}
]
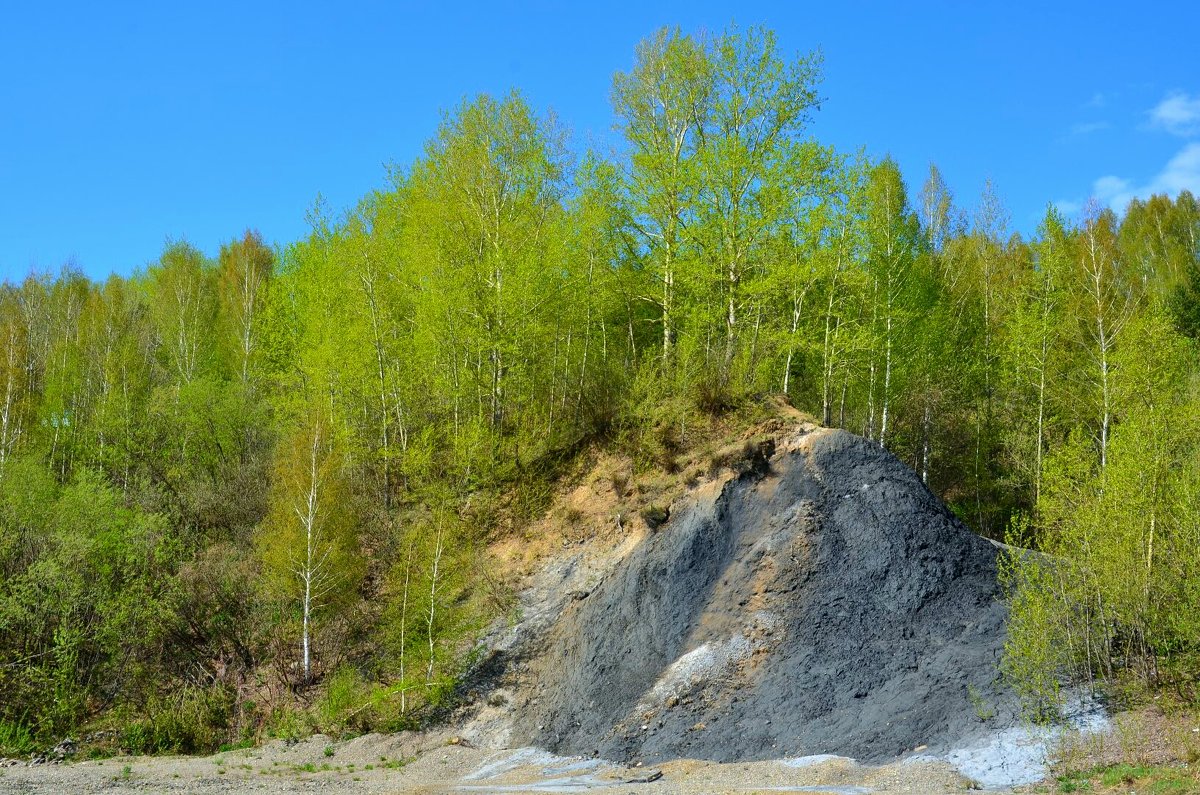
[{"left": 2, "top": 24, "right": 1199, "bottom": 754}]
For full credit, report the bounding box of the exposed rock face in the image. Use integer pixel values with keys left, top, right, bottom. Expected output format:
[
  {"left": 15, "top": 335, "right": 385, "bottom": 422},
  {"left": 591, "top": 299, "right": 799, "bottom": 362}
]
[{"left": 511, "top": 427, "right": 1014, "bottom": 763}]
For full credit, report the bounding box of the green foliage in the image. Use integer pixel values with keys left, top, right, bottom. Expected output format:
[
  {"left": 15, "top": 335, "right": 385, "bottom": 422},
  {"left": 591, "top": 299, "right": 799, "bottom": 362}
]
[
  {"left": 315, "top": 666, "right": 367, "bottom": 734},
  {"left": 118, "top": 687, "right": 233, "bottom": 755},
  {"left": 0, "top": 720, "right": 35, "bottom": 756},
  {"left": 263, "top": 704, "right": 313, "bottom": 742},
  {"left": 998, "top": 529, "right": 1068, "bottom": 721},
  {"left": 1001, "top": 308, "right": 1200, "bottom": 711}
]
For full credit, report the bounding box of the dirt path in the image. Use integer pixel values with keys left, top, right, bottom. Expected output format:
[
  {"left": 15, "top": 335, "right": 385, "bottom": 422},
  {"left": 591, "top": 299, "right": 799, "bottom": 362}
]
[{"left": 0, "top": 734, "right": 1034, "bottom": 794}]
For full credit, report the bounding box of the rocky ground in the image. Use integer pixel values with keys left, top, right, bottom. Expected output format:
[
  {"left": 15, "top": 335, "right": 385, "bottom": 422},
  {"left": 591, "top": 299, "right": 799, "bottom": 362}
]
[{"left": 0, "top": 733, "right": 1025, "bottom": 794}]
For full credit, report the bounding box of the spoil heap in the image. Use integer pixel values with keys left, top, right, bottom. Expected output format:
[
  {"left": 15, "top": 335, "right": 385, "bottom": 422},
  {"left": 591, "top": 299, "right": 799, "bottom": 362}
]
[{"left": 512, "top": 427, "right": 1013, "bottom": 763}]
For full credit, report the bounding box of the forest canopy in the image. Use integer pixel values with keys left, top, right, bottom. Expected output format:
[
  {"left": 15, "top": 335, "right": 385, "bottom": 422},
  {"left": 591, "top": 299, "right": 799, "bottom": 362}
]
[{"left": 1, "top": 24, "right": 1199, "bottom": 753}]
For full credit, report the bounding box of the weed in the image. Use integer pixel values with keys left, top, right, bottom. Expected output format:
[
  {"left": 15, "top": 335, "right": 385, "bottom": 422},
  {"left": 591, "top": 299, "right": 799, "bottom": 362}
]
[
  {"left": 610, "top": 471, "right": 629, "bottom": 497},
  {"left": 1056, "top": 770, "right": 1092, "bottom": 792},
  {"left": 967, "top": 683, "right": 996, "bottom": 721},
  {"left": 381, "top": 756, "right": 413, "bottom": 769},
  {"left": 0, "top": 721, "right": 35, "bottom": 757}
]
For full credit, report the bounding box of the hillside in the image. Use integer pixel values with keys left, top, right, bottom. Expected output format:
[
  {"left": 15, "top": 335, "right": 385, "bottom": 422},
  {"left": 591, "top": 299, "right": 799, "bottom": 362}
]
[
  {"left": 511, "top": 424, "right": 1014, "bottom": 762},
  {"left": 2, "top": 20, "right": 1198, "bottom": 787},
  {"left": 412, "top": 416, "right": 1086, "bottom": 789},
  {"left": 0, "top": 417, "right": 1093, "bottom": 793}
]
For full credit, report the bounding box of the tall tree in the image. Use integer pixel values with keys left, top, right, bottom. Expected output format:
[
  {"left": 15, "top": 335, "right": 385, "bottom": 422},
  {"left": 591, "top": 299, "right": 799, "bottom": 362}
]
[
  {"left": 613, "top": 27, "right": 711, "bottom": 366},
  {"left": 217, "top": 230, "right": 274, "bottom": 386},
  {"left": 148, "top": 242, "right": 216, "bottom": 387},
  {"left": 259, "top": 411, "right": 361, "bottom": 682},
  {"left": 695, "top": 25, "right": 822, "bottom": 375},
  {"left": 1004, "top": 207, "right": 1070, "bottom": 510},
  {"left": 862, "top": 157, "right": 920, "bottom": 447},
  {"left": 1075, "top": 202, "right": 1135, "bottom": 468}
]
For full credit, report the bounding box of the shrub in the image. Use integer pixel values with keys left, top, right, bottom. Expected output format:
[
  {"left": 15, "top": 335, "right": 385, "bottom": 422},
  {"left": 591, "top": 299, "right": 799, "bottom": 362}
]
[
  {"left": 0, "top": 720, "right": 35, "bottom": 756},
  {"left": 265, "top": 704, "right": 311, "bottom": 742},
  {"left": 317, "top": 666, "right": 366, "bottom": 734},
  {"left": 119, "top": 687, "right": 233, "bottom": 755}
]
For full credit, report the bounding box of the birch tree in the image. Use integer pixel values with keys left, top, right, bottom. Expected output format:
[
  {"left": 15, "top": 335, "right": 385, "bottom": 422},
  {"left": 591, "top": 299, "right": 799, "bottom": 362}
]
[
  {"left": 1075, "top": 202, "right": 1135, "bottom": 469},
  {"left": 613, "top": 27, "right": 710, "bottom": 366},
  {"left": 863, "top": 157, "right": 919, "bottom": 447},
  {"left": 148, "top": 242, "right": 216, "bottom": 387},
  {"left": 260, "top": 412, "right": 361, "bottom": 683},
  {"left": 696, "top": 25, "right": 822, "bottom": 375},
  {"left": 217, "top": 230, "right": 273, "bottom": 386},
  {"left": 426, "top": 92, "right": 564, "bottom": 424},
  {"left": 0, "top": 287, "right": 28, "bottom": 469},
  {"left": 1005, "top": 207, "right": 1069, "bottom": 509}
]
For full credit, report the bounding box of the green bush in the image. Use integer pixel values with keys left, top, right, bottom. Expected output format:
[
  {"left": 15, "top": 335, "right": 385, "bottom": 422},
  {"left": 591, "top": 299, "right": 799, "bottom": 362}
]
[
  {"left": 264, "top": 705, "right": 311, "bottom": 742},
  {"left": 119, "top": 687, "right": 232, "bottom": 755},
  {"left": 0, "top": 719, "right": 35, "bottom": 756},
  {"left": 317, "top": 666, "right": 366, "bottom": 734}
]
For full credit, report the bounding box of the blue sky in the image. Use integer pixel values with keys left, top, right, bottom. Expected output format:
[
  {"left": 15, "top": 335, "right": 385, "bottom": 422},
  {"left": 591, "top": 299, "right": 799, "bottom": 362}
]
[{"left": 2, "top": 1, "right": 1198, "bottom": 283}]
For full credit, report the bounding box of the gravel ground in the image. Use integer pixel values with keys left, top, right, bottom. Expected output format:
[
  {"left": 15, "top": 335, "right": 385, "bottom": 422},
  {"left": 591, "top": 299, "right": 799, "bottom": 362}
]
[{"left": 0, "top": 736, "right": 1024, "bottom": 794}]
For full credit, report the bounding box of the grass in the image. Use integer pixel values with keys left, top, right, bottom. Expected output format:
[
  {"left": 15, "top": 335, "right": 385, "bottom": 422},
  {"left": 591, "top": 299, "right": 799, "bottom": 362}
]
[
  {"left": 379, "top": 756, "right": 413, "bottom": 770},
  {"left": 217, "top": 738, "right": 253, "bottom": 753},
  {"left": 1054, "top": 763, "right": 1199, "bottom": 793},
  {"left": 0, "top": 721, "right": 36, "bottom": 757}
]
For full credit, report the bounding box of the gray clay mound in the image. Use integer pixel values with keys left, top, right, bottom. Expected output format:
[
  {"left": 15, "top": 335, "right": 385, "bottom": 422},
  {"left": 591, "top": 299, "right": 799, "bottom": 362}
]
[{"left": 512, "top": 427, "right": 1017, "bottom": 764}]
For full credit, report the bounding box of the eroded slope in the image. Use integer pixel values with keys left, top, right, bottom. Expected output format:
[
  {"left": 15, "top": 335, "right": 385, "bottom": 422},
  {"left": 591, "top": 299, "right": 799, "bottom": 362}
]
[{"left": 510, "top": 426, "right": 1014, "bottom": 764}]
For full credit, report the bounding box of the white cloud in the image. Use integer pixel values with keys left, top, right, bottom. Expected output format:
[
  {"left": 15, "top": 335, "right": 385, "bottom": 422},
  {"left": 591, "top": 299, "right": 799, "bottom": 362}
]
[
  {"left": 1053, "top": 199, "right": 1082, "bottom": 218},
  {"left": 1085, "top": 92, "right": 1107, "bottom": 109},
  {"left": 1091, "top": 142, "right": 1200, "bottom": 211},
  {"left": 1069, "top": 121, "right": 1110, "bottom": 136},
  {"left": 1093, "top": 175, "right": 1133, "bottom": 203},
  {"left": 1149, "top": 91, "right": 1200, "bottom": 137}
]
